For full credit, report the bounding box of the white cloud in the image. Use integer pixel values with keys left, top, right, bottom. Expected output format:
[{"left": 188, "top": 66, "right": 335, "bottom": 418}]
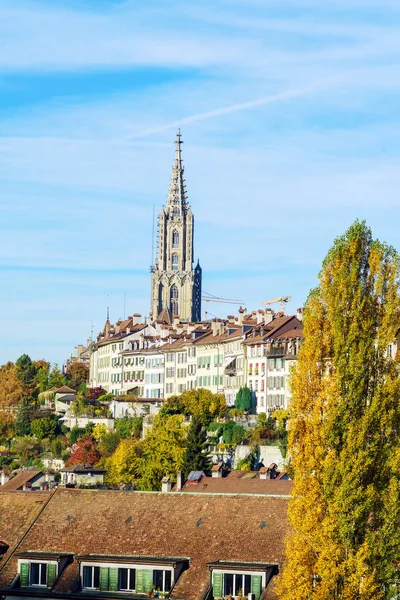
[{"left": 1, "top": 0, "right": 400, "bottom": 364}]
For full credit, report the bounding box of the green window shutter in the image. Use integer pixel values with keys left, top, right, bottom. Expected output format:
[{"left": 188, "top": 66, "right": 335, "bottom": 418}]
[
  {"left": 46, "top": 563, "right": 57, "bottom": 588},
  {"left": 143, "top": 570, "right": 153, "bottom": 593},
  {"left": 99, "top": 567, "right": 109, "bottom": 591},
  {"left": 136, "top": 570, "right": 145, "bottom": 593},
  {"left": 20, "top": 563, "right": 29, "bottom": 587},
  {"left": 109, "top": 568, "right": 118, "bottom": 592},
  {"left": 251, "top": 575, "right": 262, "bottom": 598},
  {"left": 212, "top": 572, "right": 223, "bottom": 597}
]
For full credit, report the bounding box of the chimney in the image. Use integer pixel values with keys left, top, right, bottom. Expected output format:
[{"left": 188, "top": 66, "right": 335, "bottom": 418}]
[
  {"left": 0, "top": 472, "right": 9, "bottom": 486},
  {"left": 264, "top": 308, "right": 274, "bottom": 324},
  {"left": 296, "top": 307, "right": 304, "bottom": 321},
  {"left": 257, "top": 310, "right": 264, "bottom": 324},
  {"left": 237, "top": 307, "right": 245, "bottom": 325},
  {"left": 211, "top": 320, "right": 221, "bottom": 337},
  {"left": 132, "top": 314, "right": 142, "bottom": 325},
  {"left": 161, "top": 476, "right": 172, "bottom": 493},
  {"left": 259, "top": 467, "right": 268, "bottom": 480},
  {"left": 176, "top": 471, "right": 185, "bottom": 491},
  {"left": 211, "top": 462, "right": 223, "bottom": 478}
]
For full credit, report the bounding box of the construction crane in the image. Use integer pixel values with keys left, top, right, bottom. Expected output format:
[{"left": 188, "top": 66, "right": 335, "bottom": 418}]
[
  {"left": 260, "top": 296, "right": 292, "bottom": 313},
  {"left": 202, "top": 291, "right": 244, "bottom": 305}
]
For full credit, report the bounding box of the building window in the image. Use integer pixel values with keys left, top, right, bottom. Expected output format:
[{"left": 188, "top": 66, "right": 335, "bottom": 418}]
[
  {"left": 170, "top": 285, "right": 179, "bottom": 315},
  {"left": 172, "top": 231, "right": 179, "bottom": 247},
  {"left": 83, "top": 566, "right": 100, "bottom": 589},
  {"left": 118, "top": 568, "right": 136, "bottom": 591},
  {"left": 30, "top": 563, "right": 47, "bottom": 586},
  {"left": 223, "top": 573, "right": 252, "bottom": 597},
  {"left": 153, "top": 569, "right": 172, "bottom": 593},
  {"left": 172, "top": 254, "right": 179, "bottom": 271}
]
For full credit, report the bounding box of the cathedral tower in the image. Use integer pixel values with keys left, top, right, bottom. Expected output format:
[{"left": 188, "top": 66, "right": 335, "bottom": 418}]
[{"left": 150, "top": 130, "right": 202, "bottom": 322}]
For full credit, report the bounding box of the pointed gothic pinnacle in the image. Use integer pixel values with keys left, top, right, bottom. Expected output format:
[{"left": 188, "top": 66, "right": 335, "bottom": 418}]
[
  {"left": 166, "top": 128, "right": 189, "bottom": 211},
  {"left": 174, "top": 128, "right": 183, "bottom": 164}
]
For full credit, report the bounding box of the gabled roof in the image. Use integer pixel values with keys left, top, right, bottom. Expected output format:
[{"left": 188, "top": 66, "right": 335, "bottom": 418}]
[
  {"left": 156, "top": 307, "right": 172, "bottom": 326},
  {"left": 54, "top": 386, "right": 76, "bottom": 394},
  {"left": 60, "top": 464, "right": 106, "bottom": 474},
  {"left": 0, "top": 470, "right": 43, "bottom": 491},
  {"left": 0, "top": 488, "right": 289, "bottom": 600}
]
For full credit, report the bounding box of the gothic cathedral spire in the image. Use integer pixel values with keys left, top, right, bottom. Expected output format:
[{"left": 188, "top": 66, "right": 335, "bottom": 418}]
[{"left": 150, "top": 130, "right": 202, "bottom": 323}]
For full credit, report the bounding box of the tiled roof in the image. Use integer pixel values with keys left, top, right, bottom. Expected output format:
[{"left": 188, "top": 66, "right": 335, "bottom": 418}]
[
  {"left": 112, "top": 397, "right": 165, "bottom": 404},
  {"left": 0, "top": 491, "right": 51, "bottom": 572},
  {"left": 54, "top": 386, "right": 76, "bottom": 394},
  {"left": 275, "top": 328, "right": 304, "bottom": 340},
  {"left": 0, "top": 488, "right": 289, "bottom": 600},
  {"left": 175, "top": 477, "right": 292, "bottom": 496},
  {"left": 60, "top": 464, "right": 106, "bottom": 474},
  {"left": 0, "top": 470, "right": 43, "bottom": 491}
]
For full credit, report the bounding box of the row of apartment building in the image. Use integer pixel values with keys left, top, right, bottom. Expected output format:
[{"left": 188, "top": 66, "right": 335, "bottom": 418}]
[{"left": 89, "top": 308, "right": 304, "bottom": 413}]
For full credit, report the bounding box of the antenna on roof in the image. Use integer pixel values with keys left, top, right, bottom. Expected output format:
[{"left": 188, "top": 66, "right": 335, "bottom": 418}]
[
  {"left": 151, "top": 205, "right": 156, "bottom": 268},
  {"left": 123, "top": 292, "right": 126, "bottom": 320},
  {"left": 106, "top": 294, "right": 110, "bottom": 321}
]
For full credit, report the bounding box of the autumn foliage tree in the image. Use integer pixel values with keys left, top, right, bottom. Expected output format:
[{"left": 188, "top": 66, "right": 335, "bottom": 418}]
[
  {"left": 67, "top": 435, "right": 101, "bottom": 466},
  {"left": 278, "top": 221, "right": 400, "bottom": 600},
  {"left": 0, "top": 362, "right": 26, "bottom": 438}
]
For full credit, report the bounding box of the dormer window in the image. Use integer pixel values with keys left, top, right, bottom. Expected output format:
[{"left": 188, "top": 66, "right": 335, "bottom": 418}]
[
  {"left": 77, "top": 556, "right": 185, "bottom": 595},
  {"left": 208, "top": 561, "right": 277, "bottom": 600},
  {"left": 17, "top": 554, "right": 69, "bottom": 589}
]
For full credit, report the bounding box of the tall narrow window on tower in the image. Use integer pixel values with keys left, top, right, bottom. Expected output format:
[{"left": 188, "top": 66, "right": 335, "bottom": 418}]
[
  {"left": 172, "top": 254, "right": 179, "bottom": 271},
  {"left": 150, "top": 130, "right": 202, "bottom": 323},
  {"left": 170, "top": 285, "right": 179, "bottom": 316}
]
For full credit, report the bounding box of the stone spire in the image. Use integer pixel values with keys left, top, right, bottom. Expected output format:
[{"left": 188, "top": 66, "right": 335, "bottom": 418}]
[
  {"left": 166, "top": 129, "right": 189, "bottom": 213},
  {"left": 150, "top": 130, "right": 202, "bottom": 323}
]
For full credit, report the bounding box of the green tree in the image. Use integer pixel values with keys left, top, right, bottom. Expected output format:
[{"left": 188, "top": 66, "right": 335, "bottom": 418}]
[
  {"left": 234, "top": 387, "right": 243, "bottom": 409},
  {"left": 34, "top": 360, "right": 51, "bottom": 393},
  {"left": 13, "top": 436, "right": 36, "bottom": 463},
  {"left": 115, "top": 417, "right": 143, "bottom": 439},
  {"left": 157, "top": 395, "right": 186, "bottom": 418},
  {"left": 50, "top": 437, "right": 63, "bottom": 458},
  {"left": 241, "top": 385, "right": 252, "bottom": 411},
  {"left": 278, "top": 221, "right": 400, "bottom": 600},
  {"left": 221, "top": 420, "right": 246, "bottom": 445},
  {"left": 15, "top": 354, "right": 37, "bottom": 390},
  {"left": 99, "top": 432, "right": 121, "bottom": 457},
  {"left": 14, "top": 398, "right": 33, "bottom": 436},
  {"left": 182, "top": 415, "right": 211, "bottom": 477},
  {"left": 48, "top": 364, "right": 67, "bottom": 389},
  {"left": 70, "top": 425, "right": 86, "bottom": 445},
  {"left": 138, "top": 414, "right": 187, "bottom": 491},
  {"left": 30, "top": 416, "right": 58, "bottom": 440}
]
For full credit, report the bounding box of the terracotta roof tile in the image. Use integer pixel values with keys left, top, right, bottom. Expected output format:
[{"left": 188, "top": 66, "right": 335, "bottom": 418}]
[
  {"left": 0, "top": 489, "right": 289, "bottom": 600},
  {"left": 175, "top": 477, "right": 292, "bottom": 496},
  {"left": 0, "top": 491, "right": 51, "bottom": 583}
]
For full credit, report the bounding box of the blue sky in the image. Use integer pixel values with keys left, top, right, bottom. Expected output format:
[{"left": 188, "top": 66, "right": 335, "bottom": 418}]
[{"left": 1, "top": 0, "right": 400, "bottom": 366}]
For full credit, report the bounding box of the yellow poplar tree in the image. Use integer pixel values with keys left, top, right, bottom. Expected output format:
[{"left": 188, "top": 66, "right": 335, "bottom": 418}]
[{"left": 278, "top": 221, "right": 400, "bottom": 600}]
